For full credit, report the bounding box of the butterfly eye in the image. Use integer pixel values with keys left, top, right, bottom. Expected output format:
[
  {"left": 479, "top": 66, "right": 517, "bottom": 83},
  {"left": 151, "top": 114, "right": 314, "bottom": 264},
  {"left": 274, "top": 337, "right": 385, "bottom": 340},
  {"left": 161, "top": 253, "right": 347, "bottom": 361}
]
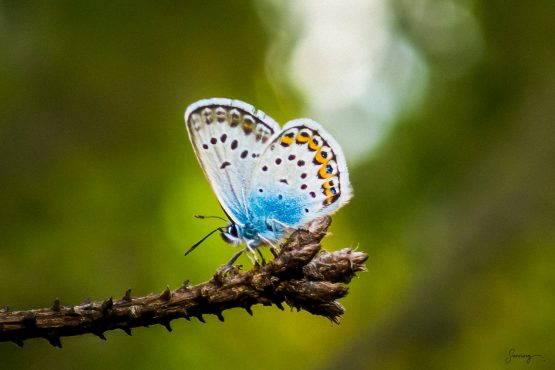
[
  {"left": 221, "top": 224, "right": 241, "bottom": 246},
  {"left": 228, "top": 224, "right": 239, "bottom": 237}
]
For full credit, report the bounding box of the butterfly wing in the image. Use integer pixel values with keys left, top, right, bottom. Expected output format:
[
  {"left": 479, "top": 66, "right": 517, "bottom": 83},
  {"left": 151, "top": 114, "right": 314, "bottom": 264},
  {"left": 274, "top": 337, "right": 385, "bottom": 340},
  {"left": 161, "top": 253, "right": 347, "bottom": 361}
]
[
  {"left": 185, "top": 98, "right": 280, "bottom": 225},
  {"left": 248, "top": 119, "right": 352, "bottom": 240}
]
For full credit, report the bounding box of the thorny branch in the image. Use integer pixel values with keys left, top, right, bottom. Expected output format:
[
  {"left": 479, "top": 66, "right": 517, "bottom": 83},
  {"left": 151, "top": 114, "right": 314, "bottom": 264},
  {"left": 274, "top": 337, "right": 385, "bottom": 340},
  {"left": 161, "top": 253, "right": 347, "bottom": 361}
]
[{"left": 0, "top": 216, "right": 367, "bottom": 348}]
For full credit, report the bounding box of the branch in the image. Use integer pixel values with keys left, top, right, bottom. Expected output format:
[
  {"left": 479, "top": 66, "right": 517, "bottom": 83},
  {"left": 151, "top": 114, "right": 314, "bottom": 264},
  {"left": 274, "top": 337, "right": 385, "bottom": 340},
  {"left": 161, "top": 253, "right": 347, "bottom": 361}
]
[{"left": 0, "top": 216, "right": 367, "bottom": 348}]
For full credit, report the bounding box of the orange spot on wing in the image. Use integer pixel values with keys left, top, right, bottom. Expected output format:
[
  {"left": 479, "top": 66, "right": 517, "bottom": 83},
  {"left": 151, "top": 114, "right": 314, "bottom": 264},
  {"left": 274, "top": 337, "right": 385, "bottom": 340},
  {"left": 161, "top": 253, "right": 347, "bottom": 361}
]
[
  {"left": 296, "top": 132, "right": 311, "bottom": 143},
  {"left": 323, "top": 181, "right": 336, "bottom": 190},
  {"left": 281, "top": 135, "right": 294, "bottom": 146},
  {"left": 319, "top": 165, "right": 334, "bottom": 179},
  {"left": 308, "top": 139, "right": 321, "bottom": 151},
  {"left": 243, "top": 122, "right": 254, "bottom": 134},
  {"left": 315, "top": 150, "right": 331, "bottom": 164},
  {"left": 324, "top": 188, "right": 334, "bottom": 197}
]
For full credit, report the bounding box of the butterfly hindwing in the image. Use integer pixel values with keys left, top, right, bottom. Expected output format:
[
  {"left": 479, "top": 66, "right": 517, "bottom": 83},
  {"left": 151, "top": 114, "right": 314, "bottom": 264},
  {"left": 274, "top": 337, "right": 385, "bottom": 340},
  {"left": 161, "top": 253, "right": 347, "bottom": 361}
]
[
  {"left": 248, "top": 119, "right": 352, "bottom": 240},
  {"left": 185, "top": 98, "right": 280, "bottom": 224}
]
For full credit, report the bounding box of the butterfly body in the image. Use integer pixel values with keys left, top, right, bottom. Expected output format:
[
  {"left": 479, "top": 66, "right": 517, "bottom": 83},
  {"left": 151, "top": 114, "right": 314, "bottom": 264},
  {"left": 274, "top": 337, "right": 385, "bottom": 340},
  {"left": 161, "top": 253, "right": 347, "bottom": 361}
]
[{"left": 185, "top": 98, "right": 352, "bottom": 258}]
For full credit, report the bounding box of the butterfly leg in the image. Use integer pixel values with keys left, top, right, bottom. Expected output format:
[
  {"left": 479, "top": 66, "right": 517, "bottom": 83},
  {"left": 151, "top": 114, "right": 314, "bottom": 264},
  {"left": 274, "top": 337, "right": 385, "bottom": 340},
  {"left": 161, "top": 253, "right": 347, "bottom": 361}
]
[
  {"left": 223, "top": 244, "right": 260, "bottom": 268},
  {"left": 256, "top": 248, "right": 266, "bottom": 265},
  {"left": 225, "top": 249, "right": 244, "bottom": 267},
  {"left": 259, "top": 234, "right": 280, "bottom": 259},
  {"left": 244, "top": 241, "right": 260, "bottom": 265},
  {"left": 267, "top": 218, "right": 296, "bottom": 252}
]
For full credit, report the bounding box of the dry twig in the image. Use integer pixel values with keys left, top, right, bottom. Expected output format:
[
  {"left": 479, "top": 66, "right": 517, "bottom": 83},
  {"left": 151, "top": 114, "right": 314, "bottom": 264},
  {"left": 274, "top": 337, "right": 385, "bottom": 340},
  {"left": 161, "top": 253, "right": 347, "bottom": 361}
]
[{"left": 0, "top": 216, "right": 367, "bottom": 348}]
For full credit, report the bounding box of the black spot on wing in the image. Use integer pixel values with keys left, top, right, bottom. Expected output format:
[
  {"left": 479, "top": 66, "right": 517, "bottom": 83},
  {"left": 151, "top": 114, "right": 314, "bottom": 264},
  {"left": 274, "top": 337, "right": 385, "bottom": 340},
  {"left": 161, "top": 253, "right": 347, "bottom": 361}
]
[{"left": 220, "top": 161, "right": 231, "bottom": 169}]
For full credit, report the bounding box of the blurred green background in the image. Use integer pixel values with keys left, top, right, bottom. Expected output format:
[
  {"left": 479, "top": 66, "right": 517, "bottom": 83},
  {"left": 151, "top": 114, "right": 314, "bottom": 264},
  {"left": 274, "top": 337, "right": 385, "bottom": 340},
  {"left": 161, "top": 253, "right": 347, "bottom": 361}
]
[{"left": 1, "top": 1, "right": 553, "bottom": 369}]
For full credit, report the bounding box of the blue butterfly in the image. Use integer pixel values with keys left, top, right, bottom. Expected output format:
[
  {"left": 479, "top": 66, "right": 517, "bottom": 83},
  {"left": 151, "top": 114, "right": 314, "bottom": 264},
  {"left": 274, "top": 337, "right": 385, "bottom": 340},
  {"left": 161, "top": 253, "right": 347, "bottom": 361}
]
[{"left": 185, "top": 98, "right": 352, "bottom": 264}]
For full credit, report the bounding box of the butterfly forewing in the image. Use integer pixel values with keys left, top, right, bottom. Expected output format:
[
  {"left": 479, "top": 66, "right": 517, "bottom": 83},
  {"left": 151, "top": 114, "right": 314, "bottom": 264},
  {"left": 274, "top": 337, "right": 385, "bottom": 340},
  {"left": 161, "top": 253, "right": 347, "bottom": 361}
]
[{"left": 185, "top": 98, "right": 280, "bottom": 225}]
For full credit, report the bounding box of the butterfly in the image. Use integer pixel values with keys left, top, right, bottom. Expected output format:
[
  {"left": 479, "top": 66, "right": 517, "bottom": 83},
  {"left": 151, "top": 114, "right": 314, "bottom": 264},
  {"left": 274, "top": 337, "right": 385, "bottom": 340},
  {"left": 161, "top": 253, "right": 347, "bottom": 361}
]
[{"left": 185, "top": 98, "right": 352, "bottom": 264}]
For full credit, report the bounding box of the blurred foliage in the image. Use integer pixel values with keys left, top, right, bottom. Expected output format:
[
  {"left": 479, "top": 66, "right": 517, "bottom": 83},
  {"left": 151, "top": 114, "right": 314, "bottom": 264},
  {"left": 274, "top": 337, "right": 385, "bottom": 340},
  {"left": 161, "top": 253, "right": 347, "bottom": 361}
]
[{"left": 0, "top": 1, "right": 554, "bottom": 370}]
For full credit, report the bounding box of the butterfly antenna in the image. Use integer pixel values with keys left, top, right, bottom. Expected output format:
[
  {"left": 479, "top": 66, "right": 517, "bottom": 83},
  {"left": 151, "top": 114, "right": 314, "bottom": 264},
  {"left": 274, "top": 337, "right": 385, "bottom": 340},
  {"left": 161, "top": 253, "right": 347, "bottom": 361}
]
[
  {"left": 194, "top": 214, "right": 228, "bottom": 222},
  {"left": 185, "top": 227, "right": 224, "bottom": 256}
]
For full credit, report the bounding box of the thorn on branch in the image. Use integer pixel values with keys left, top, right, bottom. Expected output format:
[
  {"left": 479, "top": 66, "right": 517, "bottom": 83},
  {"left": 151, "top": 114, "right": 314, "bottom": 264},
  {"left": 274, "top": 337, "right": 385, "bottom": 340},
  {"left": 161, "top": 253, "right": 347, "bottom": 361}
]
[
  {"left": 159, "top": 287, "right": 172, "bottom": 301},
  {"left": 51, "top": 298, "right": 61, "bottom": 312},
  {"left": 122, "top": 289, "right": 132, "bottom": 302},
  {"left": 46, "top": 336, "right": 62, "bottom": 348},
  {"left": 161, "top": 321, "right": 172, "bottom": 332},
  {"left": 176, "top": 280, "right": 190, "bottom": 293},
  {"left": 101, "top": 297, "right": 114, "bottom": 313},
  {"left": 95, "top": 332, "right": 107, "bottom": 341}
]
